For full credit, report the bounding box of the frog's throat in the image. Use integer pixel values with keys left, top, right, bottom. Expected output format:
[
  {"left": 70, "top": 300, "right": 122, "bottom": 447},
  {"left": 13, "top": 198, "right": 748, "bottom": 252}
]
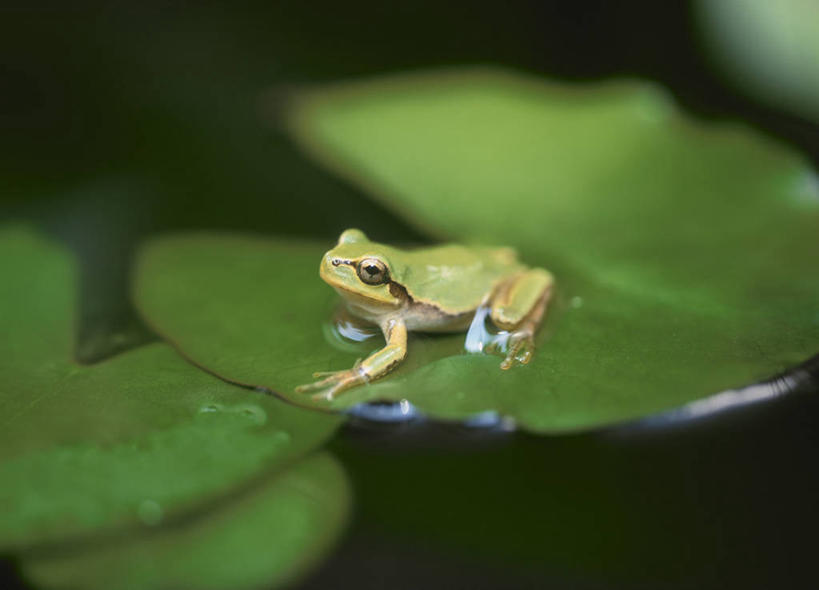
[{"left": 332, "top": 283, "right": 402, "bottom": 316}]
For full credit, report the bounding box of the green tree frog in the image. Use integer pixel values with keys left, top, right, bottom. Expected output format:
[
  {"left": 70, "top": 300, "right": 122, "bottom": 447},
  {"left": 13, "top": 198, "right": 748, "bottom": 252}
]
[{"left": 297, "top": 229, "right": 554, "bottom": 399}]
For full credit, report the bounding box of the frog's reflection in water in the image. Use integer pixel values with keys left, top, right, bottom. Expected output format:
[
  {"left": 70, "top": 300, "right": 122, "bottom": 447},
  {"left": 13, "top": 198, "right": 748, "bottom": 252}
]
[{"left": 321, "top": 305, "right": 380, "bottom": 353}]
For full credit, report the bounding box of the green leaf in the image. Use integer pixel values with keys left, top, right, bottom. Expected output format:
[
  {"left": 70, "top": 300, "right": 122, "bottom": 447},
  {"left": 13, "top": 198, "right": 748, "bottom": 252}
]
[
  {"left": 136, "top": 69, "right": 819, "bottom": 433},
  {"left": 22, "top": 453, "right": 349, "bottom": 590},
  {"left": 696, "top": 0, "right": 819, "bottom": 123},
  {"left": 0, "top": 226, "right": 343, "bottom": 549}
]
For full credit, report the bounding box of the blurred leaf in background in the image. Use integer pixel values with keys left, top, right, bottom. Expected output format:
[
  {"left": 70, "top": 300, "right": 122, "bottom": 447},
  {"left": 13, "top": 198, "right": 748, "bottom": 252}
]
[
  {"left": 696, "top": 0, "right": 819, "bottom": 123},
  {"left": 22, "top": 453, "right": 350, "bottom": 590},
  {"left": 0, "top": 227, "right": 344, "bottom": 553}
]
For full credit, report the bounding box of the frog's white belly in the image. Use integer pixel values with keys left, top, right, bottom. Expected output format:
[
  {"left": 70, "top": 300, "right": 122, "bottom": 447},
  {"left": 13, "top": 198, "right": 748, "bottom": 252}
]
[
  {"left": 344, "top": 297, "right": 473, "bottom": 333},
  {"left": 402, "top": 302, "right": 474, "bottom": 332}
]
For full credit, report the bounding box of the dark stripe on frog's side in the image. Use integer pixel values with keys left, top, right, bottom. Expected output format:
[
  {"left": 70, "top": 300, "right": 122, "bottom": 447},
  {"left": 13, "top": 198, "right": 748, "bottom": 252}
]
[{"left": 388, "top": 280, "right": 408, "bottom": 300}]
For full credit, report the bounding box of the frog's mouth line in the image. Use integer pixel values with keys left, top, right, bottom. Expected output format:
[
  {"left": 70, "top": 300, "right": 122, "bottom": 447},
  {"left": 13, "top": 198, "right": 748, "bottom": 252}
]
[{"left": 330, "top": 281, "right": 407, "bottom": 305}]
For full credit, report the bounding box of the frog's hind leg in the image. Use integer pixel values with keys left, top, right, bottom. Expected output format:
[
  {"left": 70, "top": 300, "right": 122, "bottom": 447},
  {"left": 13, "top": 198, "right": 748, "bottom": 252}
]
[{"left": 489, "top": 268, "right": 554, "bottom": 370}]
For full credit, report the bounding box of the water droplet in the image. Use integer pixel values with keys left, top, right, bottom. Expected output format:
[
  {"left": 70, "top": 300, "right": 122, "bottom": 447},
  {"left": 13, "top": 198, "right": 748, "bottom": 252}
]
[
  {"left": 199, "top": 403, "right": 267, "bottom": 424},
  {"left": 464, "top": 303, "right": 511, "bottom": 354},
  {"left": 570, "top": 296, "right": 584, "bottom": 309},
  {"left": 347, "top": 400, "right": 421, "bottom": 422},
  {"left": 137, "top": 500, "right": 163, "bottom": 526},
  {"left": 463, "top": 411, "right": 501, "bottom": 428},
  {"left": 234, "top": 404, "right": 267, "bottom": 425},
  {"left": 462, "top": 412, "right": 518, "bottom": 432},
  {"left": 273, "top": 431, "right": 292, "bottom": 444},
  {"left": 464, "top": 304, "right": 491, "bottom": 353},
  {"left": 499, "top": 416, "right": 517, "bottom": 432}
]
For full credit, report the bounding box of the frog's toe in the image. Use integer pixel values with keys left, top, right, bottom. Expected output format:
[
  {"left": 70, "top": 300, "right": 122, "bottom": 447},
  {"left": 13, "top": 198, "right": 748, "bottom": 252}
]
[
  {"left": 311, "top": 370, "right": 339, "bottom": 379},
  {"left": 312, "top": 380, "right": 356, "bottom": 401},
  {"left": 311, "top": 359, "right": 362, "bottom": 379},
  {"left": 295, "top": 376, "right": 335, "bottom": 394},
  {"left": 484, "top": 339, "right": 502, "bottom": 355},
  {"left": 299, "top": 377, "right": 336, "bottom": 397},
  {"left": 500, "top": 333, "right": 535, "bottom": 370},
  {"left": 328, "top": 373, "right": 367, "bottom": 398},
  {"left": 297, "top": 365, "right": 367, "bottom": 398}
]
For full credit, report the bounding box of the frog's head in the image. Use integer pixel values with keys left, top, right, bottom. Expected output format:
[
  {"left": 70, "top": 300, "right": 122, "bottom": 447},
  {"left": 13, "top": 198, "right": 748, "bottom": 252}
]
[{"left": 320, "top": 229, "right": 404, "bottom": 311}]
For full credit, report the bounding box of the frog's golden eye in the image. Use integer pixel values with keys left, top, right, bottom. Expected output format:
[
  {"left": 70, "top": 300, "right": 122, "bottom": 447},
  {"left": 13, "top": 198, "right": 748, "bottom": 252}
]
[{"left": 357, "top": 258, "right": 388, "bottom": 285}]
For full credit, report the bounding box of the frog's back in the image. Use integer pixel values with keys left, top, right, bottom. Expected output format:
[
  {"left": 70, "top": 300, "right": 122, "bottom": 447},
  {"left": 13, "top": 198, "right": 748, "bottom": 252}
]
[{"left": 392, "top": 244, "right": 523, "bottom": 315}]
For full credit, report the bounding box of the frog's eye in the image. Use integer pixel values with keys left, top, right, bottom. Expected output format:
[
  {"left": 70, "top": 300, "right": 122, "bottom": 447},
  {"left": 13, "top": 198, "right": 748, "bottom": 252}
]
[{"left": 356, "top": 258, "right": 388, "bottom": 285}]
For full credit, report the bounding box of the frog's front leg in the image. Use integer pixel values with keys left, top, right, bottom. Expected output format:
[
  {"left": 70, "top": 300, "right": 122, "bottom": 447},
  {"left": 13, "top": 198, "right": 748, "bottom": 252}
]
[
  {"left": 489, "top": 268, "right": 554, "bottom": 369},
  {"left": 296, "top": 317, "right": 408, "bottom": 400}
]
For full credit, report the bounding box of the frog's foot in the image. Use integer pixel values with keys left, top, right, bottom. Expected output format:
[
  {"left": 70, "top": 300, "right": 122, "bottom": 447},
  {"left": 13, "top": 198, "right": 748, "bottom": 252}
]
[
  {"left": 500, "top": 331, "right": 534, "bottom": 370},
  {"left": 482, "top": 336, "right": 506, "bottom": 356},
  {"left": 295, "top": 359, "right": 367, "bottom": 400}
]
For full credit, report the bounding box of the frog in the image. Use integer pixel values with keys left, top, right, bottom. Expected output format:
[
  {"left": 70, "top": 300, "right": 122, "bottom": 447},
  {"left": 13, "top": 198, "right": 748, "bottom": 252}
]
[{"left": 296, "top": 229, "right": 554, "bottom": 399}]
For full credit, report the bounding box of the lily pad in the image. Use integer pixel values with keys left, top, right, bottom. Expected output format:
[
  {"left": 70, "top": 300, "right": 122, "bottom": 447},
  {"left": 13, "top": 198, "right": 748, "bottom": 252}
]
[
  {"left": 22, "top": 452, "right": 350, "bottom": 590},
  {"left": 0, "top": 226, "right": 343, "bottom": 549},
  {"left": 696, "top": 0, "right": 819, "bottom": 123},
  {"left": 136, "top": 69, "right": 819, "bottom": 433}
]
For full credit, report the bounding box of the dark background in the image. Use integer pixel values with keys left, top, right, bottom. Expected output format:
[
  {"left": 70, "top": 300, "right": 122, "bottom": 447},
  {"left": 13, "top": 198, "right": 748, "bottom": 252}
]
[{"left": 2, "top": 2, "right": 818, "bottom": 588}]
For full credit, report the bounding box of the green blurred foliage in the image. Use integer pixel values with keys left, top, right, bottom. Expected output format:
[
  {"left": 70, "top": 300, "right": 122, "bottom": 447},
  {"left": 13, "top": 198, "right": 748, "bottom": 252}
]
[
  {"left": 0, "top": 227, "right": 343, "bottom": 554},
  {"left": 697, "top": 0, "right": 819, "bottom": 123},
  {"left": 23, "top": 453, "right": 350, "bottom": 590}
]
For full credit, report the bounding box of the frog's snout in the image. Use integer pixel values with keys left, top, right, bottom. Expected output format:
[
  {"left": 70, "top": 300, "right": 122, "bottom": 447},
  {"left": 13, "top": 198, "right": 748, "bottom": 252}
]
[
  {"left": 320, "top": 252, "right": 350, "bottom": 283},
  {"left": 319, "top": 252, "right": 333, "bottom": 283}
]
